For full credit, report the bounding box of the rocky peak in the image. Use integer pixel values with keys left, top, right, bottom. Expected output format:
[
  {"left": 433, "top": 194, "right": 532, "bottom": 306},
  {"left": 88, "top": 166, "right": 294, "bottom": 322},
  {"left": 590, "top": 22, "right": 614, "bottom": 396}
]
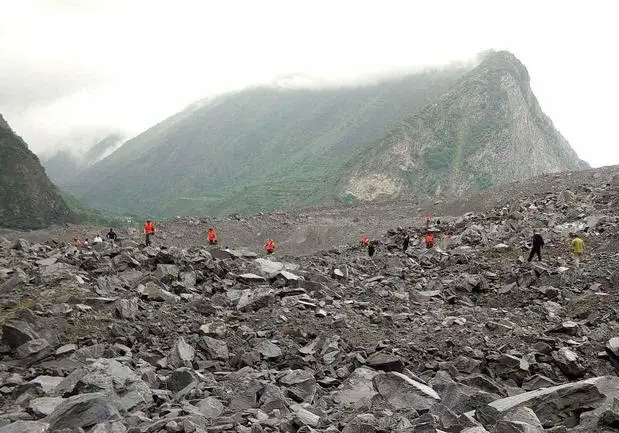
[
  {"left": 342, "top": 51, "right": 586, "bottom": 202},
  {"left": 0, "top": 113, "right": 10, "bottom": 130}
]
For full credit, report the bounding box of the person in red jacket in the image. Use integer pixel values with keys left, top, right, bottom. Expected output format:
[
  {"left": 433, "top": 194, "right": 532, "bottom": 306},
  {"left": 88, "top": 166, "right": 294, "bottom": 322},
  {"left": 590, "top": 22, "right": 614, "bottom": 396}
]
[
  {"left": 144, "top": 220, "right": 155, "bottom": 246},
  {"left": 265, "top": 239, "right": 276, "bottom": 255},
  {"left": 207, "top": 228, "right": 218, "bottom": 245},
  {"left": 424, "top": 231, "right": 434, "bottom": 249}
]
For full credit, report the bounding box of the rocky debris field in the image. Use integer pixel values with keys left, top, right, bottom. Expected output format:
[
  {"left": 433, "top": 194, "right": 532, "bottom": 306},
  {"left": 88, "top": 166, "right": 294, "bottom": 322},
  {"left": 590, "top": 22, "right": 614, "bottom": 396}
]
[
  {"left": 2, "top": 166, "right": 619, "bottom": 432},
  {"left": 2, "top": 165, "right": 619, "bottom": 258}
]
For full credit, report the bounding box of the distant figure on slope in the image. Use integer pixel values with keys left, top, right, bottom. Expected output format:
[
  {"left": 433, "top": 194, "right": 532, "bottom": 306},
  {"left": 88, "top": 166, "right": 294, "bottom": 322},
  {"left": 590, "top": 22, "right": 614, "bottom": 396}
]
[
  {"left": 93, "top": 234, "right": 103, "bottom": 244},
  {"left": 265, "top": 239, "right": 276, "bottom": 255},
  {"left": 367, "top": 240, "right": 376, "bottom": 257},
  {"left": 360, "top": 237, "right": 370, "bottom": 247},
  {"left": 106, "top": 228, "right": 118, "bottom": 241},
  {"left": 402, "top": 232, "right": 410, "bottom": 252},
  {"left": 571, "top": 232, "right": 585, "bottom": 268},
  {"left": 208, "top": 227, "right": 218, "bottom": 245},
  {"left": 144, "top": 220, "right": 155, "bottom": 246},
  {"left": 527, "top": 231, "right": 544, "bottom": 262},
  {"left": 424, "top": 231, "right": 434, "bottom": 249},
  {"left": 83, "top": 238, "right": 89, "bottom": 247},
  {"left": 73, "top": 238, "right": 82, "bottom": 248}
]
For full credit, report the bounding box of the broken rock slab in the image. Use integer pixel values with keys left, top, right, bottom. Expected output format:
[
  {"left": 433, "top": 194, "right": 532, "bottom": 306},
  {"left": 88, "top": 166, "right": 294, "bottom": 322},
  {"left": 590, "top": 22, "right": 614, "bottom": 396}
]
[
  {"left": 365, "top": 352, "right": 405, "bottom": 372},
  {"left": 468, "top": 376, "right": 619, "bottom": 428},
  {"left": 253, "top": 258, "right": 300, "bottom": 279},
  {"left": 168, "top": 336, "right": 195, "bottom": 368},
  {"left": 2, "top": 319, "right": 40, "bottom": 349},
  {"left": 29, "top": 396, "right": 65, "bottom": 417},
  {"left": 254, "top": 339, "right": 282, "bottom": 359},
  {"left": 44, "top": 392, "right": 120, "bottom": 431},
  {"left": 332, "top": 367, "right": 378, "bottom": 406},
  {"left": 0, "top": 421, "right": 49, "bottom": 433},
  {"left": 373, "top": 371, "right": 441, "bottom": 411}
]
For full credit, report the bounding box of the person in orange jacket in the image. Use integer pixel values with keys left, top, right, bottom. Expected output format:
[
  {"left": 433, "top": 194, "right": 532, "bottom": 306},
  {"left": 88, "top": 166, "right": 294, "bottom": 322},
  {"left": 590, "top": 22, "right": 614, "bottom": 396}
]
[
  {"left": 424, "top": 231, "right": 434, "bottom": 249},
  {"left": 207, "top": 228, "right": 218, "bottom": 245},
  {"left": 265, "top": 239, "right": 276, "bottom": 255},
  {"left": 144, "top": 220, "right": 155, "bottom": 246}
]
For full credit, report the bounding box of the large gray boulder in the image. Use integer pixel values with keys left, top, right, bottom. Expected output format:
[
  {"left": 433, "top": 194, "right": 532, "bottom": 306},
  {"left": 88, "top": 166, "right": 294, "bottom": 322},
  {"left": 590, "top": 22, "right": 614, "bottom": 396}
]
[{"left": 372, "top": 371, "right": 440, "bottom": 411}]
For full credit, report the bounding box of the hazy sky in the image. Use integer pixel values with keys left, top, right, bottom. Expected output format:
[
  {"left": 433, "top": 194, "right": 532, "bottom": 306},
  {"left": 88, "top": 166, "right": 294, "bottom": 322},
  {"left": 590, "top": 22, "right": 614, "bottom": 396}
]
[{"left": 0, "top": 0, "right": 616, "bottom": 166}]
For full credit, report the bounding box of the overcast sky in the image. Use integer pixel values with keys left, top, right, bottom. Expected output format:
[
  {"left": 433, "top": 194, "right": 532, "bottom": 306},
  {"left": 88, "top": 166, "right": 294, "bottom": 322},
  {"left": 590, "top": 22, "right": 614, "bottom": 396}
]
[{"left": 0, "top": 0, "right": 616, "bottom": 166}]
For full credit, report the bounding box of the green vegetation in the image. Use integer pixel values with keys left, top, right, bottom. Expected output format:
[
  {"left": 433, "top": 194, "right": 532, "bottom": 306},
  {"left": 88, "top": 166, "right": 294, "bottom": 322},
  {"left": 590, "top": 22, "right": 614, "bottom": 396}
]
[
  {"left": 60, "top": 191, "right": 142, "bottom": 228},
  {"left": 64, "top": 50, "right": 586, "bottom": 218},
  {"left": 0, "top": 119, "right": 75, "bottom": 229},
  {"left": 65, "top": 68, "right": 471, "bottom": 217}
]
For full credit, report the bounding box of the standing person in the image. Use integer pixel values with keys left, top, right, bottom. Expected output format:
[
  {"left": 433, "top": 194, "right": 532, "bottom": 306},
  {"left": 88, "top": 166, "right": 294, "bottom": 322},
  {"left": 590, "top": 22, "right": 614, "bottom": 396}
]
[
  {"left": 265, "top": 239, "right": 276, "bottom": 255},
  {"left": 73, "top": 238, "right": 82, "bottom": 248},
  {"left": 527, "top": 231, "right": 544, "bottom": 262},
  {"left": 402, "top": 232, "right": 410, "bottom": 252},
  {"left": 571, "top": 233, "right": 585, "bottom": 268},
  {"left": 424, "top": 231, "right": 434, "bottom": 249},
  {"left": 207, "top": 228, "right": 218, "bottom": 245},
  {"left": 106, "top": 228, "right": 118, "bottom": 241},
  {"left": 367, "top": 240, "right": 376, "bottom": 257},
  {"left": 144, "top": 220, "right": 155, "bottom": 246}
]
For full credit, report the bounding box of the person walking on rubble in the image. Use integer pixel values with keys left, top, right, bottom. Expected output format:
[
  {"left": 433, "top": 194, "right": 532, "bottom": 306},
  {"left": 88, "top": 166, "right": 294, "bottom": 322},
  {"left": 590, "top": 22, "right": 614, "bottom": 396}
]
[
  {"left": 144, "top": 220, "right": 155, "bottom": 246},
  {"left": 424, "top": 231, "right": 434, "bottom": 249},
  {"left": 367, "top": 239, "right": 376, "bottom": 257},
  {"left": 207, "top": 227, "right": 218, "bottom": 245},
  {"left": 265, "top": 239, "right": 276, "bottom": 255},
  {"left": 571, "top": 232, "right": 585, "bottom": 268},
  {"left": 527, "top": 231, "right": 544, "bottom": 262},
  {"left": 402, "top": 232, "right": 410, "bottom": 252}
]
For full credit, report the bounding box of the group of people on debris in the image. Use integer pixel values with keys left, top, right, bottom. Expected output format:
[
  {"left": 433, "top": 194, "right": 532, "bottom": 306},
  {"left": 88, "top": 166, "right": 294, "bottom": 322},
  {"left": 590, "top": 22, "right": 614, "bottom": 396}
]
[
  {"left": 75, "top": 217, "right": 586, "bottom": 267},
  {"left": 142, "top": 221, "right": 277, "bottom": 255},
  {"left": 527, "top": 231, "right": 585, "bottom": 267},
  {"left": 73, "top": 228, "right": 118, "bottom": 248},
  {"left": 358, "top": 215, "right": 587, "bottom": 269}
]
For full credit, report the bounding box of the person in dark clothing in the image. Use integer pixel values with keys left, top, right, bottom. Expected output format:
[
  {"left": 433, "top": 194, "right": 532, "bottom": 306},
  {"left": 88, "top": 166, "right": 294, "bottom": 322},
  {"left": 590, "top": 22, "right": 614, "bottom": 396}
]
[
  {"left": 368, "top": 240, "right": 376, "bottom": 257},
  {"left": 528, "top": 231, "right": 544, "bottom": 262},
  {"left": 402, "top": 232, "right": 410, "bottom": 252},
  {"left": 106, "top": 229, "right": 117, "bottom": 241}
]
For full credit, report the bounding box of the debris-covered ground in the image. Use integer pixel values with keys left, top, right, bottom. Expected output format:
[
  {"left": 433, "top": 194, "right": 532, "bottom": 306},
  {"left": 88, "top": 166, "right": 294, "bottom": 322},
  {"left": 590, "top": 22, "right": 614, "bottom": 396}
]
[{"left": 2, "top": 165, "right": 619, "bottom": 432}]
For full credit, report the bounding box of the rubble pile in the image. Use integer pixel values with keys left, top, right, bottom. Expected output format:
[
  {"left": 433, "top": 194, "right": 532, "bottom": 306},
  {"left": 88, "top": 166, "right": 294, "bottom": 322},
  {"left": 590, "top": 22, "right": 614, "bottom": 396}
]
[{"left": 2, "top": 175, "right": 619, "bottom": 432}]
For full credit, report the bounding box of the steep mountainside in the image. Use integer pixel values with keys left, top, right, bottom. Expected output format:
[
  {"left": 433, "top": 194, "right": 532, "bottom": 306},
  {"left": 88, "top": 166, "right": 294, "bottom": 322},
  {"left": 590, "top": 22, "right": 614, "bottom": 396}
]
[
  {"left": 342, "top": 51, "right": 588, "bottom": 200},
  {"left": 65, "top": 67, "right": 472, "bottom": 217},
  {"left": 0, "top": 114, "right": 75, "bottom": 229},
  {"left": 42, "top": 133, "right": 124, "bottom": 187},
  {"left": 67, "top": 50, "right": 586, "bottom": 218}
]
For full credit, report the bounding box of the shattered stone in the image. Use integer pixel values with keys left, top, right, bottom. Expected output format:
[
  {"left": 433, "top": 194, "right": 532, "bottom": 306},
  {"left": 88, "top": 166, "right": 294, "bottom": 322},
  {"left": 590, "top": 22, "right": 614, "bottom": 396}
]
[
  {"left": 365, "top": 352, "right": 404, "bottom": 372},
  {"left": 200, "top": 336, "right": 229, "bottom": 361},
  {"left": 373, "top": 371, "right": 440, "bottom": 411},
  {"left": 254, "top": 339, "right": 282, "bottom": 359},
  {"left": 44, "top": 392, "right": 120, "bottom": 430},
  {"left": 0, "top": 421, "right": 49, "bottom": 433},
  {"left": 2, "top": 320, "right": 40, "bottom": 349},
  {"left": 196, "top": 397, "right": 224, "bottom": 419}
]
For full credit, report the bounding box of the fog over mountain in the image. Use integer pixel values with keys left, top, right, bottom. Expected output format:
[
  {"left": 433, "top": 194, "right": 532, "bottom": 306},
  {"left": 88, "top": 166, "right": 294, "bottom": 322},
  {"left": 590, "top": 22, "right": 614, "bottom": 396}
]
[{"left": 0, "top": 0, "right": 617, "bottom": 166}]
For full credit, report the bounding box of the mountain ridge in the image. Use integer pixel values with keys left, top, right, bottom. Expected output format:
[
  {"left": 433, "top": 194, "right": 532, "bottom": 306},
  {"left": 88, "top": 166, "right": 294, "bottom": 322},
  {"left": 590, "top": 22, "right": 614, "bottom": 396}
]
[
  {"left": 0, "top": 114, "right": 75, "bottom": 229},
  {"left": 65, "top": 66, "right": 472, "bottom": 216},
  {"left": 65, "top": 50, "right": 586, "bottom": 218},
  {"left": 342, "top": 51, "right": 587, "bottom": 201}
]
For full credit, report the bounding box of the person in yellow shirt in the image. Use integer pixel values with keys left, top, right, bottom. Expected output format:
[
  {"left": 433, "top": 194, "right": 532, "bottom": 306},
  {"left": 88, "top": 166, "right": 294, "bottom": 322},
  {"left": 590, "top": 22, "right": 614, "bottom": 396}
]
[{"left": 571, "top": 233, "right": 584, "bottom": 268}]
